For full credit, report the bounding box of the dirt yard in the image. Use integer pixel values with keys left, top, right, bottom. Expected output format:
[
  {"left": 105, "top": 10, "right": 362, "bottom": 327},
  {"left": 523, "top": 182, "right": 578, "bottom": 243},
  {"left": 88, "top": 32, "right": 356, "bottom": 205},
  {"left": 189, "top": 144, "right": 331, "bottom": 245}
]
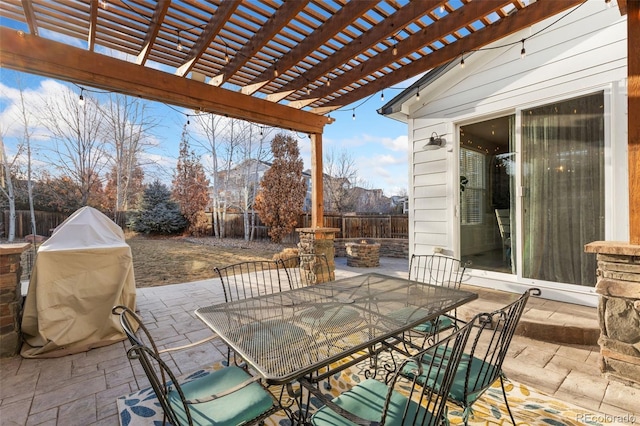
[{"left": 126, "top": 234, "right": 293, "bottom": 287}]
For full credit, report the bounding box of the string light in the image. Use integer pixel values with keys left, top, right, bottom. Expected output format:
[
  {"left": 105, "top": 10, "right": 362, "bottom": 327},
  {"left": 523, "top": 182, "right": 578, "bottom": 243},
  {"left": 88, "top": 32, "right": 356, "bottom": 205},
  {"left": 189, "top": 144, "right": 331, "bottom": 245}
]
[
  {"left": 176, "top": 30, "right": 183, "bottom": 52},
  {"left": 380, "top": 90, "right": 384, "bottom": 102},
  {"left": 306, "top": 87, "right": 311, "bottom": 95},
  {"left": 520, "top": 39, "right": 526, "bottom": 59},
  {"left": 352, "top": 109, "right": 356, "bottom": 120},
  {"left": 392, "top": 44, "right": 398, "bottom": 56},
  {"left": 416, "top": 88, "right": 420, "bottom": 101},
  {"left": 78, "top": 88, "right": 85, "bottom": 106},
  {"left": 460, "top": 52, "right": 465, "bottom": 69}
]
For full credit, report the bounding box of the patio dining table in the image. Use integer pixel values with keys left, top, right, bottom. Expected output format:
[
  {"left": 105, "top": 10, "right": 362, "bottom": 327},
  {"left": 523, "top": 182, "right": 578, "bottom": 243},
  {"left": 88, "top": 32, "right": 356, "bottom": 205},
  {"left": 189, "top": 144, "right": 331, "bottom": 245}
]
[{"left": 195, "top": 272, "right": 477, "bottom": 386}]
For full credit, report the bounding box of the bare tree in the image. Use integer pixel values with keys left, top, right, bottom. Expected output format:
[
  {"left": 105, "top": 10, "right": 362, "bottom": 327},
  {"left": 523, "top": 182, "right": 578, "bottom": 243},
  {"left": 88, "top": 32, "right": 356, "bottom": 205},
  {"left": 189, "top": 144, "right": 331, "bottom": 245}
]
[
  {"left": 0, "top": 132, "right": 18, "bottom": 241},
  {"left": 323, "top": 148, "right": 358, "bottom": 213},
  {"left": 15, "top": 83, "right": 38, "bottom": 237},
  {"left": 40, "top": 87, "right": 109, "bottom": 206},
  {"left": 191, "top": 112, "right": 228, "bottom": 237},
  {"left": 100, "top": 93, "right": 158, "bottom": 220}
]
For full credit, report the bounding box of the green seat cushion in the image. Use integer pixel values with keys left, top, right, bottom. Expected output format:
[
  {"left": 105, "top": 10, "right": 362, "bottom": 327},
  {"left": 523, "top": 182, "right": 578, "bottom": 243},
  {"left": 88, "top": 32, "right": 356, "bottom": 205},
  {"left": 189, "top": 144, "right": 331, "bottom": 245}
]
[
  {"left": 412, "top": 315, "right": 454, "bottom": 334},
  {"left": 168, "top": 366, "right": 274, "bottom": 426},
  {"left": 405, "top": 350, "right": 499, "bottom": 406},
  {"left": 299, "top": 305, "right": 361, "bottom": 331},
  {"left": 311, "top": 378, "right": 436, "bottom": 426}
]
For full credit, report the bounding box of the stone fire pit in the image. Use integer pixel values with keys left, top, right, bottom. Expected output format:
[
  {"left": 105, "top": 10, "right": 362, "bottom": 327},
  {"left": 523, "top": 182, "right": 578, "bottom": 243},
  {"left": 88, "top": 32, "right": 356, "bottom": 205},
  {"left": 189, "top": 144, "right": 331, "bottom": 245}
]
[{"left": 346, "top": 240, "right": 380, "bottom": 267}]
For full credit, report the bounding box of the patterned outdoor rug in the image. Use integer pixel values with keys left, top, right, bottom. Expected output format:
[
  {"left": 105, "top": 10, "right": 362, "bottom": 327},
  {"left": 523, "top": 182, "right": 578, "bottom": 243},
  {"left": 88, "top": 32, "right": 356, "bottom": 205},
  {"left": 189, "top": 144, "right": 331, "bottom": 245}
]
[{"left": 117, "top": 357, "right": 607, "bottom": 426}]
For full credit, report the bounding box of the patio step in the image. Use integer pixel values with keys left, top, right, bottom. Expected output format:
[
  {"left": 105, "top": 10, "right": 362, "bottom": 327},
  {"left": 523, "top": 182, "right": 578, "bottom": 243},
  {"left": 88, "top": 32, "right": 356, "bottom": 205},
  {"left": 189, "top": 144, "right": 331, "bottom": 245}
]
[{"left": 458, "top": 286, "right": 600, "bottom": 346}]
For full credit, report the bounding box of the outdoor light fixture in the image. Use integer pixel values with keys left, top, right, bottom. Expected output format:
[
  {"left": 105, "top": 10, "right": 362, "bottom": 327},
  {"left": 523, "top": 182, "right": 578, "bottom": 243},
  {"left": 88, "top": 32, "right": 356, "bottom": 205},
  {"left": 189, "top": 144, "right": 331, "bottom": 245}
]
[
  {"left": 176, "top": 30, "right": 183, "bottom": 52},
  {"left": 460, "top": 53, "right": 465, "bottom": 68},
  {"left": 352, "top": 110, "right": 356, "bottom": 120},
  {"left": 380, "top": 90, "right": 384, "bottom": 102},
  {"left": 520, "top": 39, "right": 526, "bottom": 59},
  {"left": 423, "top": 132, "right": 446, "bottom": 150},
  {"left": 78, "top": 89, "right": 85, "bottom": 106}
]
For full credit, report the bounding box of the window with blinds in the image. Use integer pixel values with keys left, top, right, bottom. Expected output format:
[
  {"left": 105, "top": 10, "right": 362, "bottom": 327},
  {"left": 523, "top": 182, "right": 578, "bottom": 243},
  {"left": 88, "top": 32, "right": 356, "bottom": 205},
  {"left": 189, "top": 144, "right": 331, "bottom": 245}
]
[{"left": 460, "top": 148, "right": 485, "bottom": 225}]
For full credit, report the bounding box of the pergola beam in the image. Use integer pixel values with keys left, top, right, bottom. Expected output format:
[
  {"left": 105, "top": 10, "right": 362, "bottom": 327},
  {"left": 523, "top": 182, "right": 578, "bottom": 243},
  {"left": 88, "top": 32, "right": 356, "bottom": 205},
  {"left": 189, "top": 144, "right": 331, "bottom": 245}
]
[
  {"left": 136, "top": 0, "right": 171, "bottom": 66},
  {"left": 244, "top": 0, "right": 378, "bottom": 96},
  {"left": 313, "top": 0, "right": 583, "bottom": 110},
  {"left": 0, "top": 27, "right": 330, "bottom": 134},
  {"left": 217, "top": 0, "right": 309, "bottom": 86},
  {"left": 272, "top": 0, "right": 441, "bottom": 99},
  {"left": 175, "top": 0, "right": 240, "bottom": 78}
]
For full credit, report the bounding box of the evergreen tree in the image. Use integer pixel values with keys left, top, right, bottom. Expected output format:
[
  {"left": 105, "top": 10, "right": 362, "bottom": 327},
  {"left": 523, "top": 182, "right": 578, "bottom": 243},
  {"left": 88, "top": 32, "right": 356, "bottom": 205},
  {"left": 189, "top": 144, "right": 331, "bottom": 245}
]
[
  {"left": 129, "top": 180, "right": 187, "bottom": 234},
  {"left": 172, "top": 127, "right": 211, "bottom": 236},
  {"left": 254, "top": 133, "right": 306, "bottom": 243}
]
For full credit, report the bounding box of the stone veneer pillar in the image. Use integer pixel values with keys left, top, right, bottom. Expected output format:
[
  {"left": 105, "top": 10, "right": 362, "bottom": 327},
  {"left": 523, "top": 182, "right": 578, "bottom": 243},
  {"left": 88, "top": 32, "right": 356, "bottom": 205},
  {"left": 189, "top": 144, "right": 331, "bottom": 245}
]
[
  {"left": 297, "top": 227, "right": 339, "bottom": 282},
  {"left": 0, "top": 243, "right": 30, "bottom": 358},
  {"left": 585, "top": 241, "right": 640, "bottom": 386}
]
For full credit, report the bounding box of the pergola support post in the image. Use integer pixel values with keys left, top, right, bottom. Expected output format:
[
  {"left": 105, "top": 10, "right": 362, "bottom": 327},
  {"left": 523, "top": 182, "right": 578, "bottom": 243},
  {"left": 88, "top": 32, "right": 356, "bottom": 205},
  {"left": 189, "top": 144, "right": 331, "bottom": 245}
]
[{"left": 629, "top": 0, "right": 639, "bottom": 244}]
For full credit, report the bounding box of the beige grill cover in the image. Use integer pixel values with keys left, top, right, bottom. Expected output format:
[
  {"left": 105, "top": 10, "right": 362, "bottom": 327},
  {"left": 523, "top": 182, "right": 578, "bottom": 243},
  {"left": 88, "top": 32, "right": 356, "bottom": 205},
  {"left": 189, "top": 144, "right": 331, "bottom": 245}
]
[{"left": 21, "top": 206, "right": 136, "bottom": 358}]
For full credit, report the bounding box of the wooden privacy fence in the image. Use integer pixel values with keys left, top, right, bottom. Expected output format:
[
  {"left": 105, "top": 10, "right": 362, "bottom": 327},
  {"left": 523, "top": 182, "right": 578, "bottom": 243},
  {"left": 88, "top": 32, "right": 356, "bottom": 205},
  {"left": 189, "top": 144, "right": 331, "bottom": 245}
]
[
  {"left": 3, "top": 210, "right": 408, "bottom": 241},
  {"left": 2, "top": 211, "right": 68, "bottom": 238}
]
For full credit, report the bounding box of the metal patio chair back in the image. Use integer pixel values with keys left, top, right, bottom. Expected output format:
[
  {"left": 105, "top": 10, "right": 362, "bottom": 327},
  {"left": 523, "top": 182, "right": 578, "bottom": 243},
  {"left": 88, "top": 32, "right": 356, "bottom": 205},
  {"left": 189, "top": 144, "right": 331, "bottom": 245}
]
[
  {"left": 404, "top": 254, "right": 468, "bottom": 348},
  {"left": 278, "top": 253, "right": 334, "bottom": 289},
  {"left": 309, "top": 318, "right": 475, "bottom": 426},
  {"left": 112, "top": 305, "right": 279, "bottom": 426},
  {"left": 405, "top": 288, "right": 540, "bottom": 425},
  {"left": 214, "top": 260, "right": 284, "bottom": 302},
  {"left": 409, "top": 253, "right": 466, "bottom": 289}
]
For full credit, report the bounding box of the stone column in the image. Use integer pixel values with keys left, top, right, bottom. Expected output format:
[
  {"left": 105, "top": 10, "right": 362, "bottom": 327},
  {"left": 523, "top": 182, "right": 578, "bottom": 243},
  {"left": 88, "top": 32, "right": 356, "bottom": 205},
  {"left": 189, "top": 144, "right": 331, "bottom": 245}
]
[
  {"left": 585, "top": 241, "right": 640, "bottom": 385},
  {"left": 0, "top": 243, "right": 30, "bottom": 358},
  {"left": 297, "top": 227, "right": 339, "bottom": 280}
]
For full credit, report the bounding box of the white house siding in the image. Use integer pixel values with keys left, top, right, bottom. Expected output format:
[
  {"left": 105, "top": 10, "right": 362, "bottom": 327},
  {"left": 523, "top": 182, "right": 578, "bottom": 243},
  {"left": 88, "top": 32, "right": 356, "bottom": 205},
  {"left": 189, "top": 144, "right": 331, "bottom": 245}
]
[{"left": 406, "top": 0, "right": 628, "bottom": 306}]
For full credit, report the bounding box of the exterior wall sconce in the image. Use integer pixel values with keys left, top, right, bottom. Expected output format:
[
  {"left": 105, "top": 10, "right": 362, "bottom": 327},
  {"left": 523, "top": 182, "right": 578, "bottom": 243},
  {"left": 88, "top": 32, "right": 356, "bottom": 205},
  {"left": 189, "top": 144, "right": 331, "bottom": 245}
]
[{"left": 423, "top": 132, "right": 446, "bottom": 150}]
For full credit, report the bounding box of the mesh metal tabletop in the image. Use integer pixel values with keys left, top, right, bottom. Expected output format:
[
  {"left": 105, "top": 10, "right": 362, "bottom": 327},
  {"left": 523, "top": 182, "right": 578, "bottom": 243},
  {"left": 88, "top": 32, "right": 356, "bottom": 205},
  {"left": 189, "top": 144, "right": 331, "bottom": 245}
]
[{"left": 195, "top": 272, "right": 477, "bottom": 384}]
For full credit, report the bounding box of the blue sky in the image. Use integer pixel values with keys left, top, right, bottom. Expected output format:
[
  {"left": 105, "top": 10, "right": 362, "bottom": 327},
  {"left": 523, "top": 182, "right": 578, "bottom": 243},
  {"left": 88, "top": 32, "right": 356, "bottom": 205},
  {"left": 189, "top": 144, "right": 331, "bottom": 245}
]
[{"left": 0, "top": 68, "right": 412, "bottom": 196}]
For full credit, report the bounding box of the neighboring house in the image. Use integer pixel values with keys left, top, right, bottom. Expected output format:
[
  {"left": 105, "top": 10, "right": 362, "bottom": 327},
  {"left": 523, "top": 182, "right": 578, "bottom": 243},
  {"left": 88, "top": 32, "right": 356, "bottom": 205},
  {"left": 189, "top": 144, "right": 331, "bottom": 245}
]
[
  {"left": 212, "top": 159, "right": 271, "bottom": 212},
  {"left": 379, "top": 0, "right": 627, "bottom": 306}
]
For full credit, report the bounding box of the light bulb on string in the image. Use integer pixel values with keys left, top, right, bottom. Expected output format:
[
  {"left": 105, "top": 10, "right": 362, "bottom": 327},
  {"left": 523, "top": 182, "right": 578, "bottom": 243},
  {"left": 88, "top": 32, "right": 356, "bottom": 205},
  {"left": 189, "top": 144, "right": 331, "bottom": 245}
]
[
  {"left": 416, "top": 89, "right": 420, "bottom": 101},
  {"left": 520, "top": 39, "right": 526, "bottom": 59},
  {"left": 380, "top": 91, "right": 385, "bottom": 102},
  {"left": 78, "top": 89, "right": 85, "bottom": 106},
  {"left": 352, "top": 110, "right": 356, "bottom": 121},
  {"left": 460, "top": 53, "right": 465, "bottom": 69},
  {"left": 176, "top": 30, "right": 183, "bottom": 52}
]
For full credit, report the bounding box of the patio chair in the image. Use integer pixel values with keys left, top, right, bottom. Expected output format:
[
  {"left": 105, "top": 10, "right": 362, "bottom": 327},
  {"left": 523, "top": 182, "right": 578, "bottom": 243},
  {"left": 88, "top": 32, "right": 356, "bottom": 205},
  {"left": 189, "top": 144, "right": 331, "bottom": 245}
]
[
  {"left": 214, "top": 260, "right": 305, "bottom": 365},
  {"left": 214, "top": 260, "right": 285, "bottom": 302},
  {"left": 112, "top": 305, "right": 279, "bottom": 426},
  {"left": 278, "top": 253, "right": 334, "bottom": 288},
  {"left": 495, "top": 209, "right": 511, "bottom": 265},
  {"left": 403, "top": 288, "right": 540, "bottom": 425},
  {"left": 405, "top": 253, "right": 468, "bottom": 348},
  {"left": 307, "top": 316, "right": 475, "bottom": 426}
]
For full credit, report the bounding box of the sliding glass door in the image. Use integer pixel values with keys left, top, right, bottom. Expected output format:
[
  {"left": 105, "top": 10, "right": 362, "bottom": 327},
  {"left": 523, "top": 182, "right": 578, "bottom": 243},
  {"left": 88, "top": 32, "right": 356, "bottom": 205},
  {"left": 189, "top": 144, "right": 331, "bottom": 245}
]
[
  {"left": 460, "top": 92, "right": 604, "bottom": 288},
  {"left": 521, "top": 92, "right": 604, "bottom": 286}
]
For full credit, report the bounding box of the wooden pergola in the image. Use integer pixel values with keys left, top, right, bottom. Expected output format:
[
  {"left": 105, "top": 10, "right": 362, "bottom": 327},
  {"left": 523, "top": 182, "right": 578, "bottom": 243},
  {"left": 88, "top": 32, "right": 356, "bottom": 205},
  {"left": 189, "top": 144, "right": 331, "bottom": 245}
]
[{"left": 0, "top": 0, "right": 637, "bottom": 242}]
